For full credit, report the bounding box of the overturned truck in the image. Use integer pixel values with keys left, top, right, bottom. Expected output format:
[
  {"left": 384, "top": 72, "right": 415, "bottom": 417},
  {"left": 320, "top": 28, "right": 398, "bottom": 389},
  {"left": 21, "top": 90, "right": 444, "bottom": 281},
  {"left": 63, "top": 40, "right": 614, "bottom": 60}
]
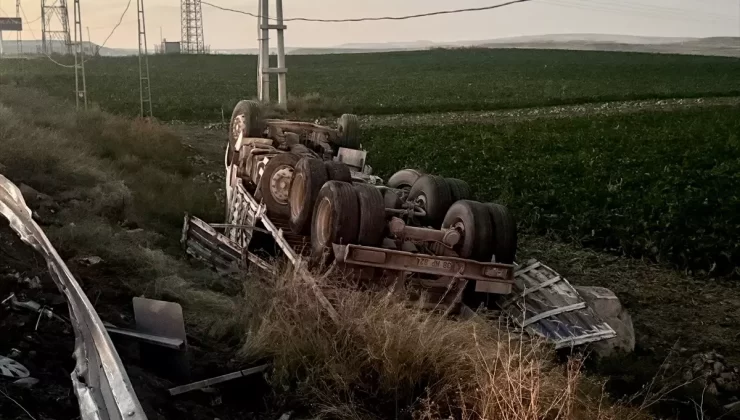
[{"left": 185, "top": 100, "right": 633, "bottom": 352}]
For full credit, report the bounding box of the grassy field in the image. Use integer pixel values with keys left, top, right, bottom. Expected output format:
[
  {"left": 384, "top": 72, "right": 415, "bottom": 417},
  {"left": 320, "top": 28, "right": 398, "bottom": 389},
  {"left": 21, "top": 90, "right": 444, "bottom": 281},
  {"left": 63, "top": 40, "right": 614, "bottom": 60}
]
[
  {"left": 364, "top": 105, "right": 740, "bottom": 275},
  {"left": 1, "top": 49, "right": 740, "bottom": 120}
]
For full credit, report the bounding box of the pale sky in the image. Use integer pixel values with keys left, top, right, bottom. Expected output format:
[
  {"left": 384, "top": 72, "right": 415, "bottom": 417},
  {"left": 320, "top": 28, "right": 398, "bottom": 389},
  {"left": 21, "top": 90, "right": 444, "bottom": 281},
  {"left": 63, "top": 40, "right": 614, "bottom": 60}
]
[{"left": 3, "top": 0, "right": 739, "bottom": 50}]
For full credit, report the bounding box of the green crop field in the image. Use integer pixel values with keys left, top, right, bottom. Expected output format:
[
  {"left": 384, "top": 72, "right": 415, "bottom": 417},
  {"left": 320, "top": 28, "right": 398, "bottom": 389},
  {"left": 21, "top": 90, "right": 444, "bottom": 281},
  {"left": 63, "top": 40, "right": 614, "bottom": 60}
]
[
  {"left": 2, "top": 48, "right": 739, "bottom": 275},
  {"left": 1, "top": 48, "right": 740, "bottom": 121},
  {"left": 364, "top": 106, "right": 740, "bottom": 275}
]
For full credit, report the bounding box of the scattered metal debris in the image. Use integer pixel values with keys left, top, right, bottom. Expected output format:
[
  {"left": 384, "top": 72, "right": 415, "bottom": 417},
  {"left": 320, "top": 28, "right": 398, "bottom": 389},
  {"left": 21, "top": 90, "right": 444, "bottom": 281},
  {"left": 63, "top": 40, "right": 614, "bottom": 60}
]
[
  {"left": 21, "top": 276, "right": 41, "bottom": 289},
  {"left": 2, "top": 293, "right": 68, "bottom": 330},
  {"left": 168, "top": 364, "right": 270, "bottom": 396},
  {"left": 105, "top": 326, "right": 185, "bottom": 350},
  {"left": 13, "top": 377, "right": 40, "bottom": 389},
  {"left": 0, "top": 356, "right": 30, "bottom": 379},
  {"left": 75, "top": 256, "right": 103, "bottom": 267},
  {"left": 0, "top": 174, "right": 147, "bottom": 420}
]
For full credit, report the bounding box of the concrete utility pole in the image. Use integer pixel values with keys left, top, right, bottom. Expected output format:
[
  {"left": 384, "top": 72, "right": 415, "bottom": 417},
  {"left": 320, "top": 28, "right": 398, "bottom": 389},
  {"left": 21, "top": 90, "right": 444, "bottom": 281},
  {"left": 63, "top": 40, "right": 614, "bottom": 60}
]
[
  {"left": 137, "top": 0, "right": 153, "bottom": 117},
  {"left": 16, "top": 0, "right": 21, "bottom": 56},
  {"left": 257, "top": 0, "right": 287, "bottom": 105},
  {"left": 72, "top": 0, "right": 87, "bottom": 109}
]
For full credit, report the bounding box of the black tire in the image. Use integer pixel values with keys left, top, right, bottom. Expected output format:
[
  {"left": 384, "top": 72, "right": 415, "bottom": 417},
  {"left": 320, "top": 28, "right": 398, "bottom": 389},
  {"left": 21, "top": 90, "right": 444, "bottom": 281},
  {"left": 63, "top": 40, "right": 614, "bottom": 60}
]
[
  {"left": 446, "top": 178, "right": 473, "bottom": 202},
  {"left": 290, "top": 144, "right": 312, "bottom": 156},
  {"left": 387, "top": 169, "right": 423, "bottom": 190},
  {"left": 383, "top": 189, "right": 403, "bottom": 210},
  {"left": 259, "top": 153, "right": 300, "bottom": 217},
  {"left": 229, "top": 100, "right": 263, "bottom": 165},
  {"left": 442, "top": 200, "right": 495, "bottom": 262},
  {"left": 311, "top": 181, "right": 360, "bottom": 263},
  {"left": 337, "top": 114, "right": 360, "bottom": 149},
  {"left": 324, "top": 161, "right": 352, "bottom": 183},
  {"left": 484, "top": 203, "right": 518, "bottom": 264},
  {"left": 408, "top": 175, "right": 455, "bottom": 227},
  {"left": 353, "top": 184, "right": 386, "bottom": 246},
  {"left": 289, "top": 158, "right": 328, "bottom": 234}
]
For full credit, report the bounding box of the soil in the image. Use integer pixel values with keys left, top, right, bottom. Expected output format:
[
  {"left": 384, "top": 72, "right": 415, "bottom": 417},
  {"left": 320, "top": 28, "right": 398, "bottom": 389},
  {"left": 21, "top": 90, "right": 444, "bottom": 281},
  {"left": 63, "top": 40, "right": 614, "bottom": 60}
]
[{"left": 0, "top": 220, "right": 278, "bottom": 420}]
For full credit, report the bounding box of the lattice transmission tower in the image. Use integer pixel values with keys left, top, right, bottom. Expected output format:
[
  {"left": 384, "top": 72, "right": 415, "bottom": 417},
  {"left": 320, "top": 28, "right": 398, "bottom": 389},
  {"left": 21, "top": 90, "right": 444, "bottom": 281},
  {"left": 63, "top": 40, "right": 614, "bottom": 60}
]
[
  {"left": 257, "top": 0, "right": 287, "bottom": 104},
  {"left": 41, "top": 0, "right": 72, "bottom": 55},
  {"left": 180, "top": 0, "right": 205, "bottom": 54}
]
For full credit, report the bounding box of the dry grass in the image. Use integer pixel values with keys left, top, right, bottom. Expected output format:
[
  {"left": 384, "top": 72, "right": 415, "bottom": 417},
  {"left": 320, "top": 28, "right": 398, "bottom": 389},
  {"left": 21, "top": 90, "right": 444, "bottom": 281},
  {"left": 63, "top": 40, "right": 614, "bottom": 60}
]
[
  {"left": 239, "top": 270, "right": 649, "bottom": 420},
  {"left": 0, "top": 85, "right": 220, "bottom": 231},
  {"left": 0, "top": 85, "right": 227, "bottom": 331}
]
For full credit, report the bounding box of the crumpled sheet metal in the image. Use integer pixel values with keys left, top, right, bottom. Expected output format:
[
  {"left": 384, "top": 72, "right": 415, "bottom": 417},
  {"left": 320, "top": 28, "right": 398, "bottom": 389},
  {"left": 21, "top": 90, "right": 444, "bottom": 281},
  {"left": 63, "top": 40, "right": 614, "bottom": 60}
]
[{"left": 0, "top": 174, "right": 146, "bottom": 420}]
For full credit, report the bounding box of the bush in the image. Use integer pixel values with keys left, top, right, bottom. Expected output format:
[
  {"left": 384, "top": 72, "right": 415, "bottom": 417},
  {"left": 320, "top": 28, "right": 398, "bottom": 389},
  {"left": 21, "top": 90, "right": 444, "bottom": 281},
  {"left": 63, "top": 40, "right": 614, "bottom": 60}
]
[{"left": 239, "top": 272, "right": 647, "bottom": 420}]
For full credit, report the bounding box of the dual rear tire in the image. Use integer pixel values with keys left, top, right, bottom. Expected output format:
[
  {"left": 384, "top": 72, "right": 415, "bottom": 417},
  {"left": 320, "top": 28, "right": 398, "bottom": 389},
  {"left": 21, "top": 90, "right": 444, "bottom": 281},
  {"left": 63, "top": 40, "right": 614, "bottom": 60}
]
[
  {"left": 310, "top": 181, "right": 386, "bottom": 264},
  {"left": 441, "top": 201, "right": 517, "bottom": 264}
]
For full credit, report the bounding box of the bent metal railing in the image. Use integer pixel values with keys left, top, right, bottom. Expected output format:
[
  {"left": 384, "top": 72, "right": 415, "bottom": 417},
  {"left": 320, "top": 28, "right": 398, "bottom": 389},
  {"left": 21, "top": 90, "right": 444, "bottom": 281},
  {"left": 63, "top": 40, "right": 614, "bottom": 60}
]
[{"left": 0, "top": 174, "right": 146, "bottom": 420}]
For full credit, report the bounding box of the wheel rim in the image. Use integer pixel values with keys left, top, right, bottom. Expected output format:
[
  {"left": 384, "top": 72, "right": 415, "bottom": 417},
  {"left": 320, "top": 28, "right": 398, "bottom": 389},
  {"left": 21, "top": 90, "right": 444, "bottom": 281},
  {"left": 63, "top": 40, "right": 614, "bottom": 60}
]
[
  {"left": 450, "top": 220, "right": 467, "bottom": 254},
  {"left": 315, "top": 197, "right": 333, "bottom": 247},
  {"left": 290, "top": 172, "right": 307, "bottom": 218},
  {"left": 232, "top": 114, "right": 246, "bottom": 143},
  {"left": 269, "top": 165, "right": 295, "bottom": 205},
  {"left": 414, "top": 194, "right": 428, "bottom": 212}
]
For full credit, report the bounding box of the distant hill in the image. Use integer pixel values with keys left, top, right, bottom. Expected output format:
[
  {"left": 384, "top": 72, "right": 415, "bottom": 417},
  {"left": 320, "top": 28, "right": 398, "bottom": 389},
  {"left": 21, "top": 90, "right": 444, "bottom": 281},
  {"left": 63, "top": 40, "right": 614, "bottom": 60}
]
[
  {"left": 3, "top": 34, "right": 738, "bottom": 58},
  {"left": 295, "top": 34, "right": 740, "bottom": 57},
  {"left": 0, "top": 40, "right": 138, "bottom": 56}
]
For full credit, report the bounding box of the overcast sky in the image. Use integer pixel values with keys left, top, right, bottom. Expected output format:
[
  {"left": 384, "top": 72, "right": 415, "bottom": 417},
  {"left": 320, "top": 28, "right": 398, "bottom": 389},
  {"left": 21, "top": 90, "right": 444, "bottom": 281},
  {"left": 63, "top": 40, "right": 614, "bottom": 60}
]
[{"left": 4, "top": 0, "right": 739, "bottom": 49}]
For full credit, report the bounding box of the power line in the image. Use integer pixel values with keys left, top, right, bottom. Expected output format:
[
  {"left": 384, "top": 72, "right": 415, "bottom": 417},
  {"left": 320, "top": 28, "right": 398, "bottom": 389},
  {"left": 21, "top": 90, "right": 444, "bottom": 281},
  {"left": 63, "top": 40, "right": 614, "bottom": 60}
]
[
  {"left": 202, "top": 0, "right": 735, "bottom": 26},
  {"left": 202, "top": 0, "right": 535, "bottom": 22},
  {"left": 96, "top": 0, "right": 132, "bottom": 53}
]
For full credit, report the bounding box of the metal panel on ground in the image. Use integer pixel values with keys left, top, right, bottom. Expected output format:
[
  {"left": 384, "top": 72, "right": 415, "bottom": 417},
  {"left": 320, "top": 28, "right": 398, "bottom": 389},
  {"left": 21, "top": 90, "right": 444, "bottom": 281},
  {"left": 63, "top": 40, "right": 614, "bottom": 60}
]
[{"left": 500, "top": 259, "right": 616, "bottom": 349}]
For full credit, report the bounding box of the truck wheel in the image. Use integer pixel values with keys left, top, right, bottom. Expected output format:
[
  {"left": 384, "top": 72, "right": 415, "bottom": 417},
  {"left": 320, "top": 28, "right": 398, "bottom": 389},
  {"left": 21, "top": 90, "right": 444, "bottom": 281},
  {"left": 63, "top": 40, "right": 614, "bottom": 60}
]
[
  {"left": 387, "top": 169, "right": 423, "bottom": 190},
  {"left": 354, "top": 184, "right": 386, "bottom": 246},
  {"left": 324, "top": 161, "right": 352, "bottom": 183},
  {"left": 289, "top": 157, "right": 328, "bottom": 234},
  {"left": 229, "top": 100, "right": 263, "bottom": 166},
  {"left": 260, "top": 153, "right": 300, "bottom": 217},
  {"left": 311, "top": 181, "right": 360, "bottom": 263},
  {"left": 408, "top": 175, "right": 454, "bottom": 228},
  {"left": 484, "top": 203, "right": 518, "bottom": 264},
  {"left": 446, "top": 178, "right": 473, "bottom": 202},
  {"left": 442, "top": 200, "right": 494, "bottom": 261},
  {"left": 384, "top": 189, "right": 403, "bottom": 209},
  {"left": 337, "top": 114, "right": 360, "bottom": 149}
]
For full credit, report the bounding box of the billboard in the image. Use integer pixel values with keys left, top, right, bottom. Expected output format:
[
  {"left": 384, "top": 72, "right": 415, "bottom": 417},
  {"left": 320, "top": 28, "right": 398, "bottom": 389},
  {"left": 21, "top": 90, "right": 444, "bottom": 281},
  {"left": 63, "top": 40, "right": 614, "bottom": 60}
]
[{"left": 0, "top": 17, "right": 23, "bottom": 31}]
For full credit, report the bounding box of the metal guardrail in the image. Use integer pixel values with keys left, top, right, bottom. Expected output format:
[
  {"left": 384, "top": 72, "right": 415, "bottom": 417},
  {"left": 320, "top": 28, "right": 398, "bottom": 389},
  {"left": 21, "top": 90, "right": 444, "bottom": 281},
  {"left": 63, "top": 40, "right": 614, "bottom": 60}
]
[{"left": 0, "top": 174, "right": 146, "bottom": 420}]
